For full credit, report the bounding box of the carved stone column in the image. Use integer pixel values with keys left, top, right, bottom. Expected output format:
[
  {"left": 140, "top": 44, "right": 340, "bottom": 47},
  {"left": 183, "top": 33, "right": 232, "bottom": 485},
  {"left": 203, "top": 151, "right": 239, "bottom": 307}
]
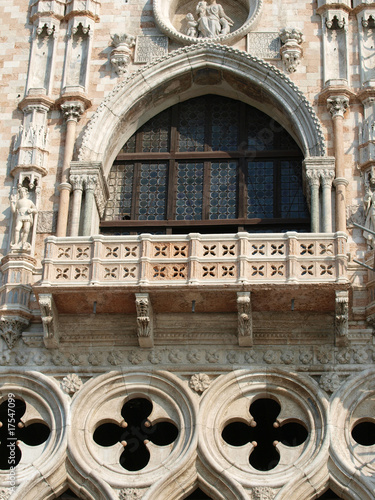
[
  {"left": 327, "top": 96, "right": 349, "bottom": 232},
  {"left": 56, "top": 101, "right": 84, "bottom": 237},
  {"left": 69, "top": 174, "right": 85, "bottom": 236},
  {"left": 321, "top": 168, "right": 335, "bottom": 232},
  {"left": 82, "top": 174, "right": 98, "bottom": 236},
  {"left": 305, "top": 169, "right": 321, "bottom": 233}
]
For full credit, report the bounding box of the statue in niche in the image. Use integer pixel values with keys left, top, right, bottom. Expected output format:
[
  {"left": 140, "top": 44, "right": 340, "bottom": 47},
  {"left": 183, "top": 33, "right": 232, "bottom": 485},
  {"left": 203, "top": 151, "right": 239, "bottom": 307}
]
[
  {"left": 185, "top": 0, "right": 234, "bottom": 38},
  {"left": 10, "top": 186, "right": 37, "bottom": 252}
]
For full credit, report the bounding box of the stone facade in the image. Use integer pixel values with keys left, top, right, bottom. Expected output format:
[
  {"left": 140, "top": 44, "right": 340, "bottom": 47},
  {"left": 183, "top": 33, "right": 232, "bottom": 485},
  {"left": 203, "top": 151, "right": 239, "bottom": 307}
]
[{"left": 0, "top": 0, "right": 375, "bottom": 499}]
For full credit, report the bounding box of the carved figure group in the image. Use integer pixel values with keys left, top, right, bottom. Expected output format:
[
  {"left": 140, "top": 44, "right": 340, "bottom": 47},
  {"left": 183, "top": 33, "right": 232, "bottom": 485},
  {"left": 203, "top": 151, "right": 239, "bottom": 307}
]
[
  {"left": 185, "top": 0, "right": 234, "bottom": 38},
  {"left": 10, "top": 186, "right": 37, "bottom": 252}
]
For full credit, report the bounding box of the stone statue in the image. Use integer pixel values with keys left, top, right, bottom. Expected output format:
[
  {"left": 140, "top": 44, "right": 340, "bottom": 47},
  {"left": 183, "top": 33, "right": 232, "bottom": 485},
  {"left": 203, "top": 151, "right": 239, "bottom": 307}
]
[
  {"left": 10, "top": 186, "right": 37, "bottom": 251},
  {"left": 185, "top": 0, "right": 233, "bottom": 38}
]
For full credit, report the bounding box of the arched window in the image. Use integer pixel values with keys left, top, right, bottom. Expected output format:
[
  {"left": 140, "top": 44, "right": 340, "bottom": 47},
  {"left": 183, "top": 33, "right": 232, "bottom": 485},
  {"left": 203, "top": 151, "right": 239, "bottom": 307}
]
[{"left": 101, "top": 95, "right": 309, "bottom": 234}]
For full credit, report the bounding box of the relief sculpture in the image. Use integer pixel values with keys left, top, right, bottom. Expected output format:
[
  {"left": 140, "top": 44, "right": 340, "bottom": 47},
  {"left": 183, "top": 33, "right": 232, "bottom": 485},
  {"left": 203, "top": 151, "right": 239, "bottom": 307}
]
[{"left": 185, "top": 0, "right": 234, "bottom": 38}]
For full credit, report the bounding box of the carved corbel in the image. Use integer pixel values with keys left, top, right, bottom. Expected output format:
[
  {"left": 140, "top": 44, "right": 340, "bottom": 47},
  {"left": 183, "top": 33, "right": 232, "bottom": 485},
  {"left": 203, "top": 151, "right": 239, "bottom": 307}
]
[
  {"left": 135, "top": 293, "right": 154, "bottom": 348},
  {"left": 279, "top": 28, "right": 303, "bottom": 73},
  {"left": 0, "top": 316, "right": 29, "bottom": 350},
  {"left": 335, "top": 290, "right": 349, "bottom": 346},
  {"left": 325, "top": 11, "right": 348, "bottom": 30},
  {"left": 38, "top": 293, "right": 59, "bottom": 348},
  {"left": 110, "top": 34, "right": 136, "bottom": 76},
  {"left": 61, "top": 101, "right": 85, "bottom": 123},
  {"left": 237, "top": 292, "right": 253, "bottom": 347}
]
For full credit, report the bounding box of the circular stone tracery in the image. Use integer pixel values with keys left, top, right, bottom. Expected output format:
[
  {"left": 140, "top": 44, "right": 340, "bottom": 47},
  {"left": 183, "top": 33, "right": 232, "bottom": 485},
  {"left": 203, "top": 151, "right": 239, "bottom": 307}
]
[
  {"left": 153, "top": 0, "right": 262, "bottom": 45},
  {"left": 199, "top": 370, "right": 328, "bottom": 487}
]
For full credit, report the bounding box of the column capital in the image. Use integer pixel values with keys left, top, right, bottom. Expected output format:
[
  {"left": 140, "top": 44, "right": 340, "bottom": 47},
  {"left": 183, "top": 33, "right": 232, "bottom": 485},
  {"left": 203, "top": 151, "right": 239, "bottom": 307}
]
[
  {"left": 320, "top": 168, "right": 336, "bottom": 186},
  {"left": 84, "top": 174, "right": 98, "bottom": 191},
  {"left": 327, "top": 95, "right": 349, "bottom": 118},
  {"left": 70, "top": 174, "right": 85, "bottom": 191},
  {"left": 60, "top": 101, "right": 85, "bottom": 122},
  {"left": 305, "top": 168, "right": 321, "bottom": 187}
]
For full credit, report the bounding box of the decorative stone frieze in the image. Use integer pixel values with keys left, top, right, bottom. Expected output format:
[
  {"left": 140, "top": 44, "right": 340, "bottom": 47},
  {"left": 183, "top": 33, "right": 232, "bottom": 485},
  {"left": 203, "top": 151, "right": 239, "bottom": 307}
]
[
  {"left": 279, "top": 28, "right": 303, "bottom": 73},
  {"left": 327, "top": 95, "right": 349, "bottom": 118},
  {"left": 237, "top": 291, "right": 253, "bottom": 346},
  {"left": 0, "top": 316, "right": 29, "bottom": 349},
  {"left": 110, "top": 34, "right": 136, "bottom": 75},
  {"left": 38, "top": 293, "right": 59, "bottom": 348},
  {"left": 135, "top": 293, "right": 154, "bottom": 348}
]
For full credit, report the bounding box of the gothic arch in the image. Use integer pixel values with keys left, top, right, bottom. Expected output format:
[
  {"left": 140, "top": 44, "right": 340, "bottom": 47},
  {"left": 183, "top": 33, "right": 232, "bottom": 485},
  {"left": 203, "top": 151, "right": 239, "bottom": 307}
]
[{"left": 78, "top": 43, "right": 326, "bottom": 178}]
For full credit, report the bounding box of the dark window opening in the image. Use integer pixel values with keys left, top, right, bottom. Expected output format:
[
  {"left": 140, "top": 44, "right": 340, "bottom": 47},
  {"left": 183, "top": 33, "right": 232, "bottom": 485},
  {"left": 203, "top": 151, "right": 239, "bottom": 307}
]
[
  {"left": 184, "top": 487, "right": 214, "bottom": 499},
  {"left": 351, "top": 421, "right": 375, "bottom": 446},
  {"left": 318, "top": 489, "right": 343, "bottom": 499},
  {"left": 57, "top": 489, "right": 81, "bottom": 499},
  {"left": 101, "top": 95, "right": 309, "bottom": 235},
  {"left": 0, "top": 398, "right": 50, "bottom": 470}
]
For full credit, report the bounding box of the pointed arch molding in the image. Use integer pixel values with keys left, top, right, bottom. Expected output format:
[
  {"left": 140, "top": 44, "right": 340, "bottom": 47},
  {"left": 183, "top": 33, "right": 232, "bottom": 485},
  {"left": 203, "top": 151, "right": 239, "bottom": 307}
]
[{"left": 78, "top": 43, "right": 326, "bottom": 175}]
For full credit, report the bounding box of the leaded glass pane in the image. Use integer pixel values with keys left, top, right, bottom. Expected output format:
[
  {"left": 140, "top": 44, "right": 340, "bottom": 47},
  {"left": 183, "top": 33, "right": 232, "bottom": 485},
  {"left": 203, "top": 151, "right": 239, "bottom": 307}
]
[
  {"left": 176, "top": 162, "right": 204, "bottom": 220},
  {"left": 104, "top": 163, "right": 134, "bottom": 220},
  {"left": 247, "top": 111, "right": 299, "bottom": 151},
  {"left": 119, "top": 133, "right": 136, "bottom": 153},
  {"left": 141, "top": 109, "right": 170, "bottom": 152},
  {"left": 138, "top": 163, "right": 167, "bottom": 220},
  {"left": 247, "top": 161, "right": 274, "bottom": 218},
  {"left": 209, "top": 161, "right": 237, "bottom": 219},
  {"left": 211, "top": 99, "right": 238, "bottom": 151},
  {"left": 280, "top": 161, "right": 309, "bottom": 217},
  {"left": 178, "top": 99, "right": 205, "bottom": 152}
]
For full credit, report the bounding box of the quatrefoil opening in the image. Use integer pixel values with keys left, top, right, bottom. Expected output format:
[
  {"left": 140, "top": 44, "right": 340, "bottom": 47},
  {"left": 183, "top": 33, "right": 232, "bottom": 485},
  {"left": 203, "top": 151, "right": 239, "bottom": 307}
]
[
  {"left": 93, "top": 397, "right": 179, "bottom": 471},
  {"left": 0, "top": 398, "right": 50, "bottom": 469},
  {"left": 222, "top": 398, "right": 308, "bottom": 471}
]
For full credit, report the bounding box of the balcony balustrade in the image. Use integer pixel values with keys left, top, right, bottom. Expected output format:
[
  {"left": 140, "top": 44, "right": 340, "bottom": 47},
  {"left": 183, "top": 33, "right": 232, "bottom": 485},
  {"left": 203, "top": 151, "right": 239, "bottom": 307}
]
[{"left": 40, "top": 232, "right": 348, "bottom": 288}]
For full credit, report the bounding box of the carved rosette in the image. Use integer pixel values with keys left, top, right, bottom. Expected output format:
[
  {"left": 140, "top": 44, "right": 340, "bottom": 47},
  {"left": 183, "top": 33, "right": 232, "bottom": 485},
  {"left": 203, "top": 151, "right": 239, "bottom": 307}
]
[
  {"left": 279, "top": 28, "right": 303, "bottom": 73},
  {"left": 327, "top": 96, "right": 349, "bottom": 118},
  {"left": 319, "top": 372, "right": 341, "bottom": 393},
  {"left": 110, "top": 34, "right": 136, "bottom": 76},
  {"left": 189, "top": 373, "right": 211, "bottom": 394},
  {"left": 0, "top": 316, "right": 29, "bottom": 349},
  {"left": 61, "top": 373, "right": 83, "bottom": 395}
]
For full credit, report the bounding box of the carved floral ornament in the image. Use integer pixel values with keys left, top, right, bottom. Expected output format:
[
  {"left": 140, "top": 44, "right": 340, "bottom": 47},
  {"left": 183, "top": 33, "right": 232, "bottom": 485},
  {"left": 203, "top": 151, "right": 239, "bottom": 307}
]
[{"left": 153, "top": 0, "right": 263, "bottom": 45}]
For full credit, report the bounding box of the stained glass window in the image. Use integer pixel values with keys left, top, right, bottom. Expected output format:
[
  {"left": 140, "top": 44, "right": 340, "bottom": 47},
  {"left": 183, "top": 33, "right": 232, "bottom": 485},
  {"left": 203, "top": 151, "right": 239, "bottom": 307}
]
[
  {"left": 138, "top": 163, "right": 167, "bottom": 220},
  {"left": 210, "top": 162, "right": 237, "bottom": 219},
  {"left": 176, "top": 163, "right": 204, "bottom": 220},
  {"left": 102, "top": 95, "right": 309, "bottom": 233},
  {"left": 247, "top": 162, "right": 274, "bottom": 218}
]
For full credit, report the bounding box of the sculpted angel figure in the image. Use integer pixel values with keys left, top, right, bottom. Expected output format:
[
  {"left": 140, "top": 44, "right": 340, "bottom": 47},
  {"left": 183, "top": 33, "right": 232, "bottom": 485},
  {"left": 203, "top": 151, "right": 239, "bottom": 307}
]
[
  {"left": 363, "top": 182, "right": 375, "bottom": 248},
  {"left": 10, "top": 186, "right": 37, "bottom": 251}
]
